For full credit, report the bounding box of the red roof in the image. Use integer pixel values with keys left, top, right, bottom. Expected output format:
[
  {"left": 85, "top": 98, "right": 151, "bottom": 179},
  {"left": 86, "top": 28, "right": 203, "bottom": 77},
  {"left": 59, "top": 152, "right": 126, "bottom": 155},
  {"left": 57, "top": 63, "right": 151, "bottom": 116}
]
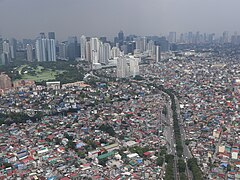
[
  {"left": 60, "top": 177, "right": 70, "bottom": 180},
  {"left": 143, "top": 151, "right": 151, "bottom": 156},
  {"left": 21, "top": 156, "right": 34, "bottom": 164}
]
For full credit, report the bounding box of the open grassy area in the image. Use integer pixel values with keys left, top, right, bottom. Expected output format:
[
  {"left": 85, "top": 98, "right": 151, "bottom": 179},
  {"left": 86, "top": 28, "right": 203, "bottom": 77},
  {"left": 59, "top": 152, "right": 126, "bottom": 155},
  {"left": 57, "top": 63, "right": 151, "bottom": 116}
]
[
  {"left": 21, "top": 70, "right": 58, "bottom": 82},
  {"left": 15, "top": 65, "right": 63, "bottom": 82}
]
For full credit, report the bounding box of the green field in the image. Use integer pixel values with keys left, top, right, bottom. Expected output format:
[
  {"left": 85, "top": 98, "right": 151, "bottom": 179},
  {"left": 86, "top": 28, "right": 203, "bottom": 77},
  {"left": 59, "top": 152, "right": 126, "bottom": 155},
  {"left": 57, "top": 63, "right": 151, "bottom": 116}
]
[{"left": 16, "top": 65, "right": 63, "bottom": 82}]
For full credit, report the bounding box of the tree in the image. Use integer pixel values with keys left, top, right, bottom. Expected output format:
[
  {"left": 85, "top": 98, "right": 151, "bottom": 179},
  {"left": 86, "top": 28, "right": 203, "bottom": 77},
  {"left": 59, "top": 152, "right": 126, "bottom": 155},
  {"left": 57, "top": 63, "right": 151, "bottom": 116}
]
[
  {"left": 178, "top": 158, "right": 186, "bottom": 173},
  {"left": 99, "top": 124, "right": 116, "bottom": 137},
  {"left": 180, "top": 173, "right": 187, "bottom": 180},
  {"left": 156, "top": 156, "right": 164, "bottom": 166},
  {"left": 187, "top": 158, "right": 203, "bottom": 180},
  {"left": 67, "top": 140, "right": 76, "bottom": 150},
  {"left": 98, "top": 158, "right": 108, "bottom": 167},
  {"left": 77, "top": 151, "right": 86, "bottom": 158}
]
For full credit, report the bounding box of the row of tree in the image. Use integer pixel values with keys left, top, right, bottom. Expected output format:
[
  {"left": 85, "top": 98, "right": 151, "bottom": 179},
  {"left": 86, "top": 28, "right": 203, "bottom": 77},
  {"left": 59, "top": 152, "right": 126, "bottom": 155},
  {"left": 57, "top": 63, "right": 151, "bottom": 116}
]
[
  {"left": 159, "top": 85, "right": 203, "bottom": 180},
  {"left": 187, "top": 158, "right": 203, "bottom": 180},
  {"left": 150, "top": 84, "right": 188, "bottom": 180},
  {"left": 164, "top": 154, "right": 174, "bottom": 180}
]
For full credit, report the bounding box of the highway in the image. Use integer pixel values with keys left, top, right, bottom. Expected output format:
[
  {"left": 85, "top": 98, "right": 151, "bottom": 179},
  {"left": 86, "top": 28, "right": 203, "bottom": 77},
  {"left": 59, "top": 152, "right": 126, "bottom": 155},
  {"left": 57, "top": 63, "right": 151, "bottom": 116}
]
[
  {"left": 143, "top": 83, "right": 191, "bottom": 180},
  {"left": 174, "top": 95, "right": 193, "bottom": 180},
  {"left": 162, "top": 91, "right": 193, "bottom": 180},
  {"left": 162, "top": 92, "right": 180, "bottom": 180}
]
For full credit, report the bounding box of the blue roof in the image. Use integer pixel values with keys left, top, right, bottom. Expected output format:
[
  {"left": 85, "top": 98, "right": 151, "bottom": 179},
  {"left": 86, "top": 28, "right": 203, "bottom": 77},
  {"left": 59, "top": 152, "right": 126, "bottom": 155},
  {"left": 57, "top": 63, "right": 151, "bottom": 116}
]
[{"left": 220, "top": 163, "right": 228, "bottom": 168}]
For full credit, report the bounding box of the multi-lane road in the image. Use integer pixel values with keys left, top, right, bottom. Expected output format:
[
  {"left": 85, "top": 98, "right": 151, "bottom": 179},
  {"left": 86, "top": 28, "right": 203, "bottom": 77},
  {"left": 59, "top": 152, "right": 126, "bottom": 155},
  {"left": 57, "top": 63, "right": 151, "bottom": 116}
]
[
  {"left": 175, "top": 95, "right": 193, "bottom": 180},
  {"left": 162, "top": 92, "right": 194, "bottom": 180}
]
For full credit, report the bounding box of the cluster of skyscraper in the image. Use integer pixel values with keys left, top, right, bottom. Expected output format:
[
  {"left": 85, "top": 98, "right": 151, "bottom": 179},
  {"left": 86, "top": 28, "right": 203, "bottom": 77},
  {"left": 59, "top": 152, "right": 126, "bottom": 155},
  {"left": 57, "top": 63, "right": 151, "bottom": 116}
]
[
  {"left": 168, "top": 31, "right": 240, "bottom": 44},
  {"left": 0, "top": 37, "right": 17, "bottom": 65},
  {"left": 116, "top": 56, "right": 140, "bottom": 78},
  {"left": 58, "top": 31, "right": 163, "bottom": 67},
  {"left": 35, "top": 32, "right": 56, "bottom": 62},
  {"left": 2, "top": 30, "right": 240, "bottom": 66}
]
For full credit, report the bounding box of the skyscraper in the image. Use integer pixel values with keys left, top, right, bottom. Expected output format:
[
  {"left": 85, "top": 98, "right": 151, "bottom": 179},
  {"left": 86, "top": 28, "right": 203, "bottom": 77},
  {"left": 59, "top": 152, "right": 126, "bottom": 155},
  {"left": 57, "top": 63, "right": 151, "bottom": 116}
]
[
  {"left": 80, "top": 35, "right": 86, "bottom": 60},
  {"left": 147, "top": 40, "right": 155, "bottom": 57},
  {"left": 48, "top": 32, "right": 55, "bottom": 40},
  {"left": 111, "top": 47, "right": 120, "bottom": 59},
  {"left": 36, "top": 37, "right": 56, "bottom": 62},
  {"left": 2, "top": 40, "right": 11, "bottom": 64},
  {"left": 85, "top": 41, "right": 91, "bottom": 63},
  {"left": 99, "top": 43, "right": 111, "bottom": 64},
  {"left": 67, "top": 36, "right": 78, "bottom": 60},
  {"left": 103, "top": 43, "right": 111, "bottom": 63},
  {"left": 0, "top": 37, "right": 3, "bottom": 54},
  {"left": 40, "top": 32, "right": 46, "bottom": 39},
  {"left": 135, "top": 37, "right": 146, "bottom": 53},
  {"left": 223, "top": 31, "right": 229, "bottom": 44},
  {"left": 117, "top": 56, "right": 128, "bottom": 78},
  {"left": 129, "top": 57, "right": 139, "bottom": 77},
  {"left": 90, "top": 37, "right": 100, "bottom": 64},
  {"left": 118, "top": 30, "right": 124, "bottom": 46},
  {"left": 99, "top": 42, "right": 104, "bottom": 64},
  {"left": 168, "top": 32, "right": 177, "bottom": 43},
  {"left": 99, "top": 37, "right": 107, "bottom": 44},
  {"left": 10, "top": 38, "right": 17, "bottom": 60},
  {"left": 155, "top": 45, "right": 161, "bottom": 63},
  {"left": 0, "top": 37, "right": 3, "bottom": 65},
  {"left": 26, "top": 44, "right": 33, "bottom": 62},
  {"left": 59, "top": 42, "right": 68, "bottom": 60}
]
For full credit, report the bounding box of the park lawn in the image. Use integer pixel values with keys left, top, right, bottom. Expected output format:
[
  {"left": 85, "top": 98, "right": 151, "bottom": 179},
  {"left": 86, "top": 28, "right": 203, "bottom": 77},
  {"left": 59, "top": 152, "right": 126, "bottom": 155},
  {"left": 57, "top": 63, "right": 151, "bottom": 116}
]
[
  {"left": 15, "top": 64, "right": 65, "bottom": 82},
  {"left": 21, "top": 70, "right": 58, "bottom": 82}
]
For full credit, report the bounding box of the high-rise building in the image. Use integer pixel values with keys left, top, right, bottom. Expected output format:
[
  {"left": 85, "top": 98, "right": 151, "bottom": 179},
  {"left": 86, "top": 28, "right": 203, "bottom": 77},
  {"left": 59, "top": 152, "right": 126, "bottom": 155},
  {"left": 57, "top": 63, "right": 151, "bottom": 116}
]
[
  {"left": 103, "top": 43, "right": 111, "bottom": 63},
  {"left": 129, "top": 57, "right": 139, "bottom": 77},
  {"left": 126, "top": 42, "right": 135, "bottom": 54},
  {"left": 59, "top": 42, "right": 68, "bottom": 60},
  {"left": 67, "top": 36, "right": 78, "bottom": 60},
  {"left": 23, "top": 39, "right": 34, "bottom": 49},
  {"left": 147, "top": 40, "right": 155, "bottom": 57},
  {"left": 99, "top": 43, "right": 111, "bottom": 64},
  {"left": 223, "top": 31, "right": 229, "bottom": 44},
  {"left": 10, "top": 38, "right": 17, "bottom": 60},
  {"left": 118, "top": 30, "right": 124, "bottom": 45},
  {"left": 142, "top": 37, "right": 147, "bottom": 52},
  {"left": 90, "top": 37, "right": 100, "bottom": 64},
  {"left": 118, "top": 31, "right": 124, "bottom": 42},
  {"left": 111, "top": 47, "right": 120, "bottom": 59},
  {"left": 2, "top": 40, "right": 11, "bottom": 64},
  {"left": 0, "top": 73, "right": 12, "bottom": 90},
  {"left": 36, "top": 38, "right": 56, "bottom": 62},
  {"left": 48, "top": 32, "right": 55, "bottom": 40},
  {"left": 168, "top": 32, "right": 177, "bottom": 43},
  {"left": 155, "top": 37, "right": 169, "bottom": 52},
  {"left": 0, "top": 37, "right": 3, "bottom": 54},
  {"left": 85, "top": 41, "right": 91, "bottom": 63},
  {"left": 0, "top": 37, "right": 3, "bottom": 65},
  {"left": 26, "top": 44, "right": 33, "bottom": 62},
  {"left": 99, "top": 42, "right": 104, "bottom": 64},
  {"left": 117, "top": 56, "right": 128, "bottom": 78},
  {"left": 99, "top": 37, "right": 107, "bottom": 44},
  {"left": 135, "top": 37, "right": 146, "bottom": 53},
  {"left": 155, "top": 45, "right": 161, "bottom": 63},
  {"left": 40, "top": 32, "right": 46, "bottom": 39},
  {"left": 80, "top": 35, "right": 86, "bottom": 60}
]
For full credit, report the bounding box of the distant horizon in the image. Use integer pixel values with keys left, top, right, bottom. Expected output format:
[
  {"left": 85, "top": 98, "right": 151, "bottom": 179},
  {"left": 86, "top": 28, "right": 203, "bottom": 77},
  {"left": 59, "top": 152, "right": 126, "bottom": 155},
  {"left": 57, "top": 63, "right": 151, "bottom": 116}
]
[
  {"left": 0, "top": 30, "right": 238, "bottom": 42},
  {"left": 1, "top": 0, "right": 240, "bottom": 40}
]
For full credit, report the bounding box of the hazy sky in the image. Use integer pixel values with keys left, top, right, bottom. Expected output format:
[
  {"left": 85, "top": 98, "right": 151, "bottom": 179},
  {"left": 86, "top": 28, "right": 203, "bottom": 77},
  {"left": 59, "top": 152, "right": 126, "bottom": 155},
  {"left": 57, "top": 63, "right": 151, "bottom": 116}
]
[{"left": 0, "top": 0, "right": 240, "bottom": 40}]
